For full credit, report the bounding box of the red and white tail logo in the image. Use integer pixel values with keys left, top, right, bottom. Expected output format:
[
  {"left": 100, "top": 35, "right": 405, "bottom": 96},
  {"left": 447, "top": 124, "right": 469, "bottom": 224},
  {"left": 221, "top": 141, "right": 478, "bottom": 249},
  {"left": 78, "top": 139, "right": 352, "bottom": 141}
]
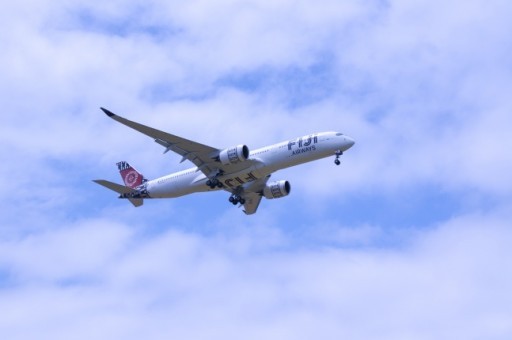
[{"left": 116, "top": 161, "right": 144, "bottom": 189}]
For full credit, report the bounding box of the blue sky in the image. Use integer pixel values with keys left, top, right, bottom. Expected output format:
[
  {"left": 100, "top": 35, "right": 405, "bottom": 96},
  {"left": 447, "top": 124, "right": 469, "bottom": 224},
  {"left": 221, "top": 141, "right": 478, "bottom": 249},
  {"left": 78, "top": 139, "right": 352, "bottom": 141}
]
[{"left": 1, "top": 0, "right": 512, "bottom": 339}]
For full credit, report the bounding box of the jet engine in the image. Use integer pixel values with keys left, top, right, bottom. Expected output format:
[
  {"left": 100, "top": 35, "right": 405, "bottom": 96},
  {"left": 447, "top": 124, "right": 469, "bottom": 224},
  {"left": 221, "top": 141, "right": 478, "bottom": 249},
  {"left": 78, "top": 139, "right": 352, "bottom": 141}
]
[
  {"left": 218, "top": 145, "right": 250, "bottom": 165},
  {"left": 263, "top": 180, "right": 291, "bottom": 199}
]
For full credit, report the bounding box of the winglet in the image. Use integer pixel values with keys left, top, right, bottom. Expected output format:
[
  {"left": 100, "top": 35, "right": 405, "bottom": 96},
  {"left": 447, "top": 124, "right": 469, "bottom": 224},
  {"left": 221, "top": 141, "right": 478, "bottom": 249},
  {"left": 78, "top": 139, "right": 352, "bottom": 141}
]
[{"left": 100, "top": 107, "right": 115, "bottom": 117}]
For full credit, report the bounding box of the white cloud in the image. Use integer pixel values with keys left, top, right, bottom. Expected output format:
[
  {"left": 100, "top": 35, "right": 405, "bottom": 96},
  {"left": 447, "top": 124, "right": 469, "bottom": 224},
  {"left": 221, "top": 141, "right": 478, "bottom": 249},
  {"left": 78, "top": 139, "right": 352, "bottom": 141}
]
[
  {"left": 1, "top": 208, "right": 512, "bottom": 339},
  {"left": 2, "top": 0, "right": 510, "bottom": 198},
  {"left": 1, "top": 1, "right": 512, "bottom": 338},
  {"left": 0, "top": 219, "right": 132, "bottom": 282}
]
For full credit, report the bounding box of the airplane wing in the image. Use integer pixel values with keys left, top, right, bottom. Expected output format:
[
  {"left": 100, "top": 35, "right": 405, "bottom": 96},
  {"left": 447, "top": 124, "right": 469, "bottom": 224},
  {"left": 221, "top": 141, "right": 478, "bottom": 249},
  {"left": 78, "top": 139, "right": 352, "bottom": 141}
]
[
  {"left": 101, "top": 108, "right": 223, "bottom": 177},
  {"left": 238, "top": 175, "right": 271, "bottom": 215},
  {"left": 242, "top": 192, "right": 263, "bottom": 215}
]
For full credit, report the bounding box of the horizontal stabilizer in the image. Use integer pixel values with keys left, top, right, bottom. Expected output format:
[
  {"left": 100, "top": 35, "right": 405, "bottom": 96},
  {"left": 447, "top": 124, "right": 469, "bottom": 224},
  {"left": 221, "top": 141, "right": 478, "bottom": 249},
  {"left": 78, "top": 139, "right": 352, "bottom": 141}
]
[
  {"left": 93, "top": 180, "right": 143, "bottom": 207},
  {"left": 93, "top": 179, "right": 132, "bottom": 194}
]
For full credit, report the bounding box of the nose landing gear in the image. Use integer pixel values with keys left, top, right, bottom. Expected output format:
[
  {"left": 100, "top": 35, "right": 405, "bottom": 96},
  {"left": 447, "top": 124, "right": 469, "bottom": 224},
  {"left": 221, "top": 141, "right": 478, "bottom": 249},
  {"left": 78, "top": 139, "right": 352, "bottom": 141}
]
[{"left": 334, "top": 150, "right": 343, "bottom": 166}]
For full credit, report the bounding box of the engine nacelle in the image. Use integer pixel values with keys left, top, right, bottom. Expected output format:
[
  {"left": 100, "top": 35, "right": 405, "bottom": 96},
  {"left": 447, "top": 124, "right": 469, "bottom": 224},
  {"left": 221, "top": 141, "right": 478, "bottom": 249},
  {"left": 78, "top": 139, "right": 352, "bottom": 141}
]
[
  {"left": 219, "top": 145, "right": 250, "bottom": 165},
  {"left": 263, "top": 180, "right": 291, "bottom": 199}
]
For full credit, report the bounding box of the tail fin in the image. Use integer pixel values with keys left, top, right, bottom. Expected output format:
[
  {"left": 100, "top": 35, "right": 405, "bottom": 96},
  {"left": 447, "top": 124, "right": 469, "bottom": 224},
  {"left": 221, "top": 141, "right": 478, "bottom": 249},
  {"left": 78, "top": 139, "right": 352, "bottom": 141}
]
[{"left": 117, "top": 161, "right": 145, "bottom": 189}]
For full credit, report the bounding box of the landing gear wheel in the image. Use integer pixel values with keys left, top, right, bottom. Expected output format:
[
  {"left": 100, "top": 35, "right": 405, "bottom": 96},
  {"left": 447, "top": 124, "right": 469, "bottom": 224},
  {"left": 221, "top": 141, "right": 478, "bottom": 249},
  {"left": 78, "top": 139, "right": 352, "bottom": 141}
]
[
  {"left": 334, "top": 150, "right": 342, "bottom": 166},
  {"left": 229, "top": 194, "right": 245, "bottom": 205},
  {"left": 207, "top": 178, "right": 221, "bottom": 189}
]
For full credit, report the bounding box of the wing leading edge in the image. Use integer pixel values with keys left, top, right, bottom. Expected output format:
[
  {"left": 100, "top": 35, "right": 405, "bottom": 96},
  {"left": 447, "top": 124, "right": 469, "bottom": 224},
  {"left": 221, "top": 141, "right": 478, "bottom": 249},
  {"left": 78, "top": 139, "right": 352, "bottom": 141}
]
[{"left": 101, "top": 108, "right": 221, "bottom": 177}]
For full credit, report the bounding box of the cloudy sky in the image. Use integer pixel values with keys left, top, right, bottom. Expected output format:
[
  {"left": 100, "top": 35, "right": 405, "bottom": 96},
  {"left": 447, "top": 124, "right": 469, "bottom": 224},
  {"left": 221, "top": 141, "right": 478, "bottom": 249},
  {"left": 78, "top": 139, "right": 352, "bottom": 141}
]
[{"left": 1, "top": 0, "right": 512, "bottom": 339}]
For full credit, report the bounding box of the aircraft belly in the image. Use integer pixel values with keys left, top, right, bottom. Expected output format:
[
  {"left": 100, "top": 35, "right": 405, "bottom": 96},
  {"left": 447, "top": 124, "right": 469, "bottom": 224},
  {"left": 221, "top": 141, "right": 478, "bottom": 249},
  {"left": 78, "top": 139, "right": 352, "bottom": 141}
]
[
  {"left": 146, "top": 174, "right": 209, "bottom": 198},
  {"left": 220, "top": 164, "right": 268, "bottom": 190},
  {"left": 146, "top": 180, "right": 174, "bottom": 198}
]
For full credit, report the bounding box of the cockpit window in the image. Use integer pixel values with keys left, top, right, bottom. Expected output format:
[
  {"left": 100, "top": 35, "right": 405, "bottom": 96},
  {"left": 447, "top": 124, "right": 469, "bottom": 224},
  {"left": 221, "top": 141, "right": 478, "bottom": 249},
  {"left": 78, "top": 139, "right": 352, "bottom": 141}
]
[{"left": 336, "top": 133, "right": 344, "bottom": 136}]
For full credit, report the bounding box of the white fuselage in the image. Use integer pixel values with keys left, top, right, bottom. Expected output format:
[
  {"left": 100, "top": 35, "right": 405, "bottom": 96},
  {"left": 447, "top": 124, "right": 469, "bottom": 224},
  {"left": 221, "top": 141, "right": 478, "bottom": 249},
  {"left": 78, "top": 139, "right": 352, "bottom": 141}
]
[{"left": 145, "top": 132, "right": 354, "bottom": 199}]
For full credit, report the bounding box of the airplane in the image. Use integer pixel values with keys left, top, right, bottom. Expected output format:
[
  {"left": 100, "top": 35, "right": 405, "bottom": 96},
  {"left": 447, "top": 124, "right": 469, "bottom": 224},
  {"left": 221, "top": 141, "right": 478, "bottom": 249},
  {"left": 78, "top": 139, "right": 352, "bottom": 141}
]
[{"left": 94, "top": 108, "right": 355, "bottom": 215}]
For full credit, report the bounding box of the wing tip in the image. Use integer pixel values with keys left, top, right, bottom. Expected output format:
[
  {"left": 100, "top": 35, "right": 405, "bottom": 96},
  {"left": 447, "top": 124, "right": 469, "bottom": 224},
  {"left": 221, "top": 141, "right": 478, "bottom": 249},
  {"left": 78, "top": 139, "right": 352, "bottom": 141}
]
[
  {"left": 243, "top": 208, "right": 256, "bottom": 215},
  {"left": 100, "top": 107, "right": 115, "bottom": 117}
]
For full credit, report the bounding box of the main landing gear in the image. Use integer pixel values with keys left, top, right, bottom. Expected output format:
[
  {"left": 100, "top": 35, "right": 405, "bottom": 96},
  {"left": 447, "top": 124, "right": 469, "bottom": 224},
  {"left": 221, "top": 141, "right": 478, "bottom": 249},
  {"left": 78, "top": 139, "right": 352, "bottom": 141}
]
[
  {"left": 229, "top": 194, "right": 245, "bottom": 205},
  {"left": 206, "top": 170, "right": 225, "bottom": 189},
  {"left": 206, "top": 178, "right": 223, "bottom": 189},
  {"left": 334, "top": 150, "right": 343, "bottom": 166}
]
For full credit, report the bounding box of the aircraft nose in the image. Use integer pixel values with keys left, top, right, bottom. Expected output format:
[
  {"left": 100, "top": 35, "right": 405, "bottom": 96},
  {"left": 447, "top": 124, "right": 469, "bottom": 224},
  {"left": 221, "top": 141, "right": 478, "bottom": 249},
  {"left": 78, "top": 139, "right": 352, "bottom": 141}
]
[{"left": 344, "top": 136, "right": 355, "bottom": 149}]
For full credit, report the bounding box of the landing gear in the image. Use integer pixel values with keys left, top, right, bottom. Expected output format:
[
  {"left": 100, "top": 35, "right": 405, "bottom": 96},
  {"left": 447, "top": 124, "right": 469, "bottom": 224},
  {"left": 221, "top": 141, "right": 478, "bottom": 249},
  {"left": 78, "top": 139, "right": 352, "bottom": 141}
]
[
  {"left": 206, "top": 178, "right": 223, "bottom": 189},
  {"left": 334, "top": 150, "right": 343, "bottom": 166},
  {"left": 206, "top": 169, "right": 225, "bottom": 189},
  {"left": 229, "top": 194, "right": 245, "bottom": 205}
]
